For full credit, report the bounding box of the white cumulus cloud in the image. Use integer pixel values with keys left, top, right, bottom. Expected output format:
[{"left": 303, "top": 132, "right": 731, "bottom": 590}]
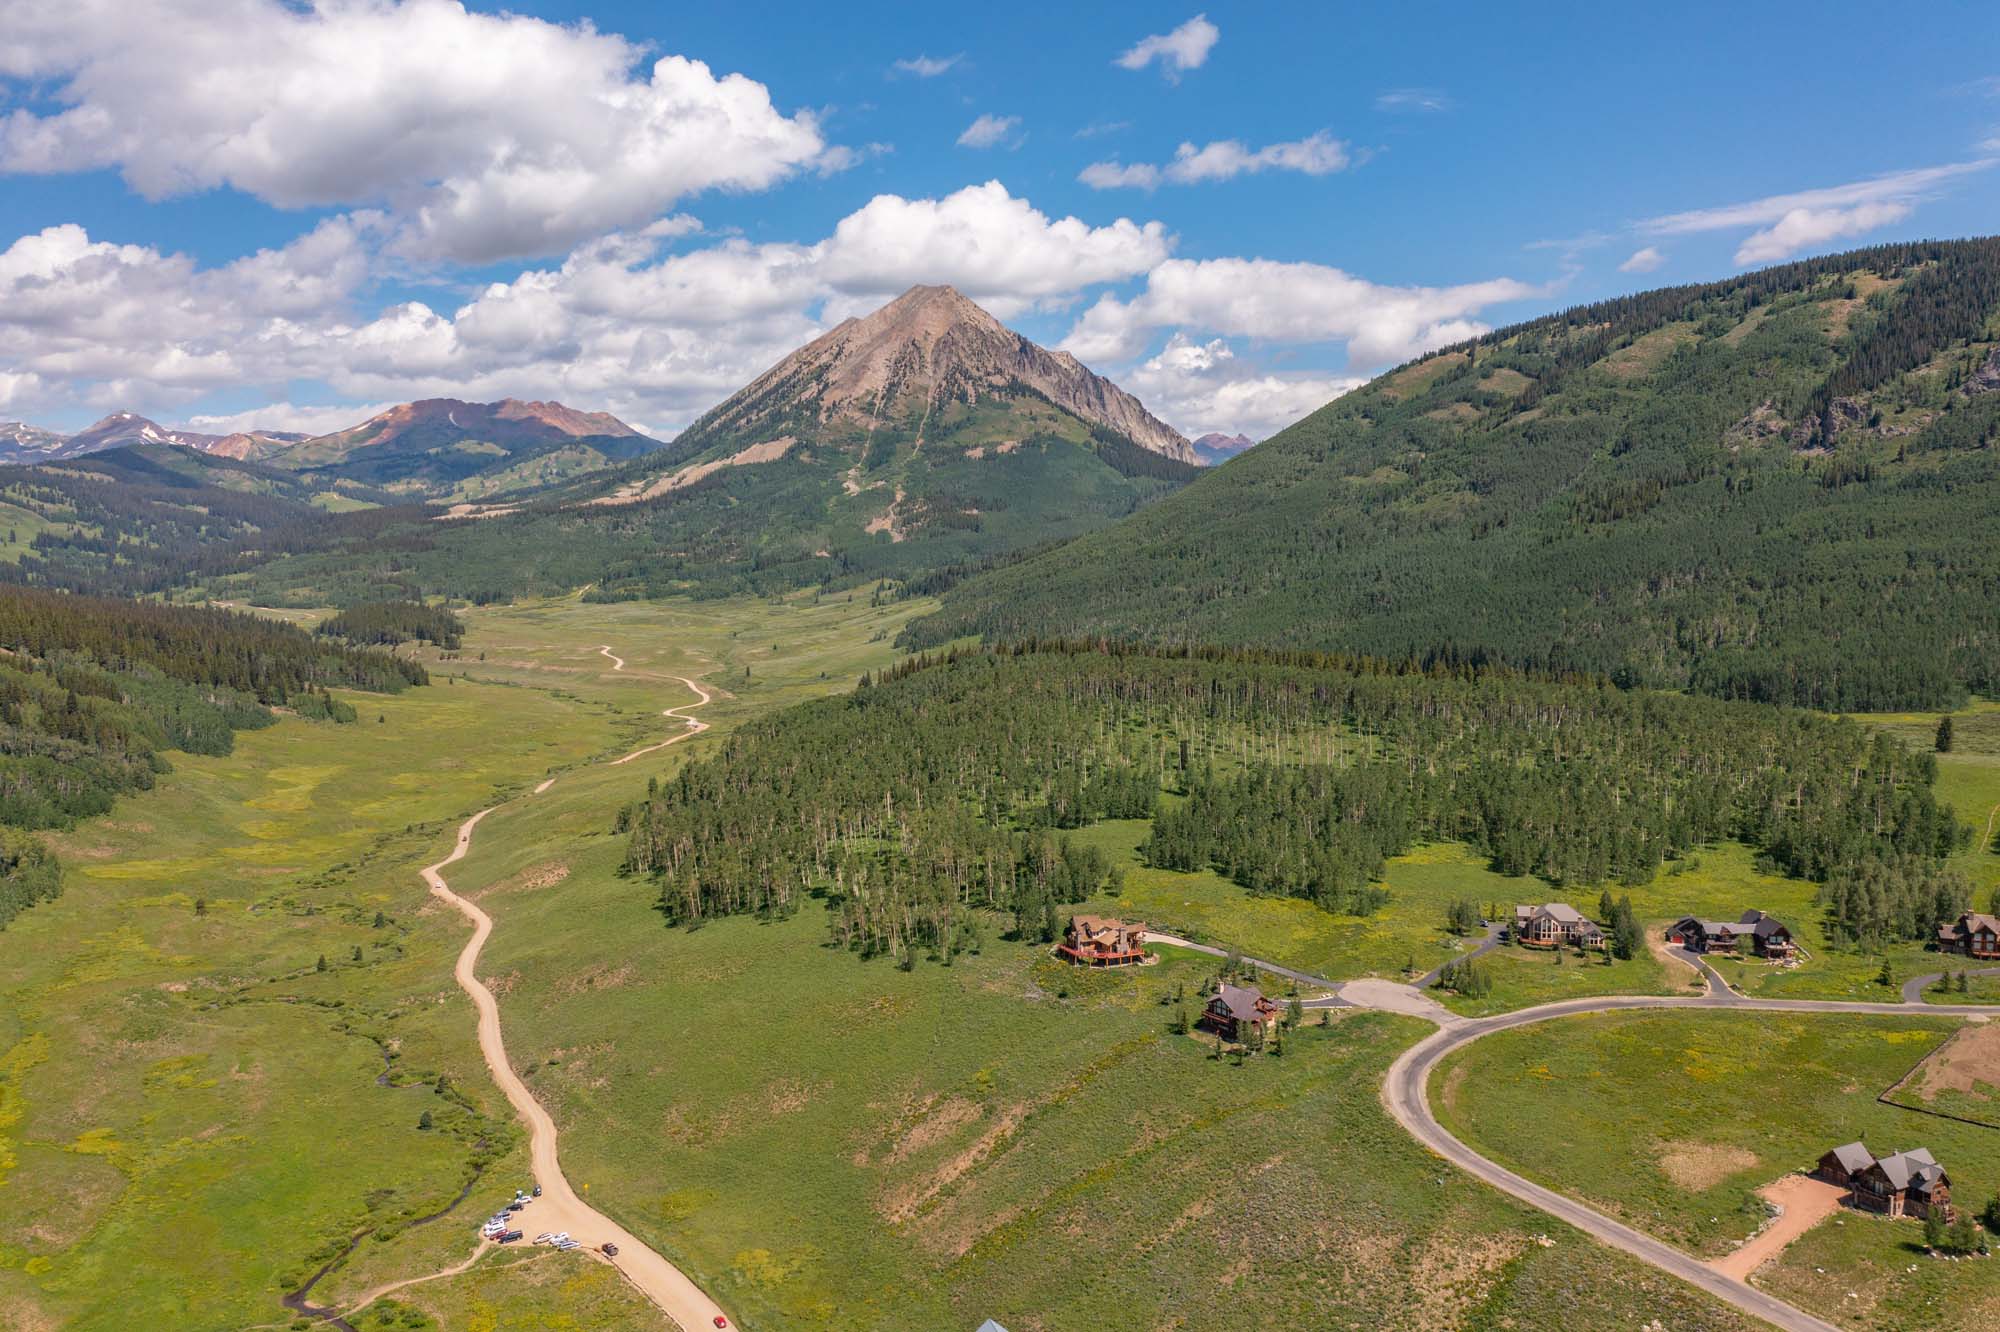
[
  {"left": 1115, "top": 14, "right": 1218, "bottom": 79},
  {"left": 0, "top": 0, "right": 834, "bottom": 265},
  {"left": 1119, "top": 333, "right": 1364, "bottom": 440},
  {"left": 1060, "top": 257, "right": 1540, "bottom": 368},
  {"left": 0, "top": 183, "right": 1172, "bottom": 429},
  {"left": 1081, "top": 132, "right": 1350, "bottom": 190},
  {"left": 1618, "top": 246, "right": 1665, "bottom": 273}
]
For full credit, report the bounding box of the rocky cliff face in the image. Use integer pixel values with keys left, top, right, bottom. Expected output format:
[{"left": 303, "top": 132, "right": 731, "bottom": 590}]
[{"left": 680, "top": 285, "right": 1193, "bottom": 462}]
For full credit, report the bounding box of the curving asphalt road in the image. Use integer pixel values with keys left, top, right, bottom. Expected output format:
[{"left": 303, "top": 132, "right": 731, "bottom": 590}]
[
  {"left": 1378, "top": 986, "right": 2000, "bottom": 1332},
  {"left": 1901, "top": 963, "right": 2000, "bottom": 1005}
]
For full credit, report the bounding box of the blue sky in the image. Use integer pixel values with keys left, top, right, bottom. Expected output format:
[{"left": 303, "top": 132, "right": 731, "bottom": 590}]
[{"left": 2, "top": 1, "right": 1996, "bottom": 439}]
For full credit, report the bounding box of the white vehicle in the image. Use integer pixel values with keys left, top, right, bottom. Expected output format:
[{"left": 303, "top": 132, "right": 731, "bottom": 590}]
[
  {"left": 556, "top": 1240, "right": 580, "bottom": 1251},
  {"left": 534, "top": 1232, "right": 554, "bottom": 1244}
]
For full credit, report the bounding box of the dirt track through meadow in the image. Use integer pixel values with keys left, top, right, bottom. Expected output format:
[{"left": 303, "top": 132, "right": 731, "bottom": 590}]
[{"left": 409, "top": 656, "right": 722, "bottom": 1331}]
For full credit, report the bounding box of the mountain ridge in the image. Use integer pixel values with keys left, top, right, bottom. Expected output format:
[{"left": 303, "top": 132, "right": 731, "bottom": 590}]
[{"left": 905, "top": 237, "right": 2000, "bottom": 711}]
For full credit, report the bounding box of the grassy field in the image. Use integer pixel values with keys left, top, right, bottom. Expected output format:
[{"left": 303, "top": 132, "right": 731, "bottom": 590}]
[
  {"left": 1434, "top": 1009, "right": 2000, "bottom": 1329},
  {"left": 0, "top": 590, "right": 925, "bottom": 1332},
  {"left": 7, "top": 584, "right": 1989, "bottom": 1331},
  {"left": 436, "top": 798, "right": 1761, "bottom": 1332}
]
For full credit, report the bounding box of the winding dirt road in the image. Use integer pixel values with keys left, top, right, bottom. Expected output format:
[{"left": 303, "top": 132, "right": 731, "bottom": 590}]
[
  {"left": 1380, "top": 983, "right": 2000, "bottom": 1332},
  {"left": 419, "top": 662, "right": 721, "bottom": 1332}
]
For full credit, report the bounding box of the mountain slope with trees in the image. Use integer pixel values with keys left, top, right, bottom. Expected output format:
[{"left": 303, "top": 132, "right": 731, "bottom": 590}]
[
  {"left": 225, "top": 285, "right": 1200, "bottom": 605},
  {"left": 0, "top": 585, "right": 427, "bottom": 928},
  {"left": 906, "top": 239, "right": 2000, "bottom": 710}
]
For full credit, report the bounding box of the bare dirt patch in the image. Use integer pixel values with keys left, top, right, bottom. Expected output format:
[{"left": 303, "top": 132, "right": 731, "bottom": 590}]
[
  {"left": 1424, "top": 402, "right": 1479, "bottom": 424},
  {"left": 1884, "top": 1020, "right": 2000, "bottom": 1123},
  {"left": 1708, "top": 1174, "right": 1846, "bottom": 1281},
  {"left": 876, "top": 1100, "right": 1031, "bottom": 1224},
  {"left": 1656, "top": 1139, "right": 1759, "bottom": 1192},
  {"left": 587, "top": 437, "right": 795, "bottom": 507}
]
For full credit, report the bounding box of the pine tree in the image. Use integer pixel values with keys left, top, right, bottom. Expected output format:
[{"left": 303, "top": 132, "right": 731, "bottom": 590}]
[{"left": 1936, "top": 715, "right": 1956, "bottom": 753}]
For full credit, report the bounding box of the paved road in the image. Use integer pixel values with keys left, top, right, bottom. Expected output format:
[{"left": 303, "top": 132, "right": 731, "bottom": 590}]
[
  {"left": 1376, "top": 988, "right": 2000, "bottom": 1332},
  {"left": 1668, "top": 944, "right": 1735, "bottom": 995},
  {"left": 1144, "top": 930, "right": 1350, "bottom": 1006},
  {"left": 1901, "top": 963, "right": 2000, "bottom": 1005},
  {"left": 421, "top": 668, "right": 722, "bottom": 1332},
  {"left": 1413, "top": 922, "right": 1503, "bottom": 988}
]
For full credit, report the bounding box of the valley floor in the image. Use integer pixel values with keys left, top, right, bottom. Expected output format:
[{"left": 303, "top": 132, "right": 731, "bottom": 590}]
[{"left": 4, "top": 589, "right": 1999, "bottom": 1331}]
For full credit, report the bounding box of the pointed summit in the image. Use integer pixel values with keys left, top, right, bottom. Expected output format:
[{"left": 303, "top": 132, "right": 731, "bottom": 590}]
[{"left": 676, "top": 285, "right": 1193, "bottom": 462}]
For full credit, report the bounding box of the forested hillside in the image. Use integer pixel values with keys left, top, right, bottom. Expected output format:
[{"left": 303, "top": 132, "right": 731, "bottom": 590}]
[
  {"left": 221, "top": 287, "right": 1200, "bottom": 607},
  {"left": 0, "top": 586, "right": 427, "bottom": 928},
  {"left": 622, "top": 644, "right": 1969, "bottom": 964},
  {"left": 906, "top": 239, "right": 2000, "bottom": 710},
  {"left": 0, "top": 445, "right": 424, "bottom": 598}
]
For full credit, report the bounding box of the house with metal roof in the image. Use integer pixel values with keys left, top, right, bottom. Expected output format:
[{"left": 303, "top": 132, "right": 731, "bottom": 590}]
[
  {"left": 1512, "top": 902, "right": 1605, "bottom": 950},
  {"left": 1815, "top": 1141, "right": 1954, "bottom": 1220}
]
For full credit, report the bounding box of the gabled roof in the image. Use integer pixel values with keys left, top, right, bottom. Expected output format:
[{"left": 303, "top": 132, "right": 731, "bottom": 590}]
[
  {"left": 1825, "top": 1141, "right": 1874, "bottom": 1174},
  {"left": 1517, "top": 902, "right": 1585, "bottom": 923},
  {"left": 1212, "top": 983, "right": 1272, "bottom": 1020},
  {"left": 1958, "top": 912, "right": 2000, "bottom": 935},
  {"left": 1874, "top": 1147, "right": 1945, "bottom": 1191}
]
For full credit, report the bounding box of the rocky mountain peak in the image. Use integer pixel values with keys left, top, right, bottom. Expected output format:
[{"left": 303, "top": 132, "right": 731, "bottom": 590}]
[{"left": 683, "top": 284, "right": 1194, "bottom": 462}]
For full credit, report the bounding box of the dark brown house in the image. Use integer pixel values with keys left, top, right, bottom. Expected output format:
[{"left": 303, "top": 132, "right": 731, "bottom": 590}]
[
  {"left": 1815, "top": 1141, "right": 1953, "bottom": 1220},
  {"left": 1201, "top": 984, "right": 1282, "bottom": 1040},
  {"left": 1057, "top": 915, "right": 1149, "bottom": 967},
  {"left": 1666, "top": 910, "right": 1794, "bottom": 958},
  {"left": 1938, "top": 911, "right": 2000, "bottom": 959}
]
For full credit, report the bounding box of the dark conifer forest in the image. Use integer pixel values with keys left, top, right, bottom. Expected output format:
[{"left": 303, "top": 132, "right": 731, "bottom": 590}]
[
  {"left": 905, "top": 239, "right": 2000, "bottom": 711},
  {"left": 622, "top": 644, "right": 1969, "bottom": 963}
]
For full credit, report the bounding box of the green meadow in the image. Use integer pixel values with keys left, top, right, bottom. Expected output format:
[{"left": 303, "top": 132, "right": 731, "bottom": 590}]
[
  {"left": 1434, "top": 1009, "right": 2000, "bottom": 1330},
  {"left": 0, "top": 590, "right": 924, "bottom": 1332},
  {"left": 5, "top": 582, "right": 1996, "bottom": 1331}
]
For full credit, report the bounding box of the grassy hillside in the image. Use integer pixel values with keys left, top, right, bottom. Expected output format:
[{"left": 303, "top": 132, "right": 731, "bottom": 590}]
[
  {"left": 1436, "top": 1011, "right": 2000, "bottom": 1329},
  {"left": 909, "top": 238, "right": 2000, "bottom": 710}
]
